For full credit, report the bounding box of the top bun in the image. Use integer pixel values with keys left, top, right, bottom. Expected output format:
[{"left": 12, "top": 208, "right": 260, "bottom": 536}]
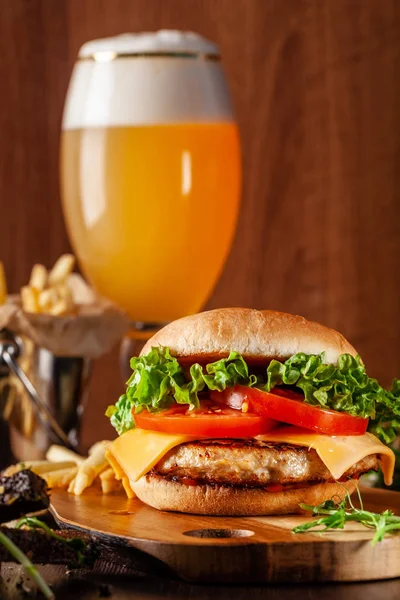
[{"left": 140, "top": 308, "right": 357, "bottom": 364}]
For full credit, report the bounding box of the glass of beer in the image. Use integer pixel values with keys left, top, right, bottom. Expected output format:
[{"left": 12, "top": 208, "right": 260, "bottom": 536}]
[{"left": 60, "top": 31, "right": 241, "bottom": 350}]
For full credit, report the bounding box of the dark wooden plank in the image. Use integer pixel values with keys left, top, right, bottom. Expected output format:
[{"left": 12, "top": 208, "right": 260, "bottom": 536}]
[
  {"left": 1, "top": 562, "right": 400, "bottom": 600},
  {"left": 0, "top": 1, "right": 399, "bottom": 447}
]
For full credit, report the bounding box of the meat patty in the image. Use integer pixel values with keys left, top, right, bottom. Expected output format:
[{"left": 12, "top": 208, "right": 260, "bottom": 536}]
[{"left": 152, "top": 439, "right": 379, "bottom": 488}]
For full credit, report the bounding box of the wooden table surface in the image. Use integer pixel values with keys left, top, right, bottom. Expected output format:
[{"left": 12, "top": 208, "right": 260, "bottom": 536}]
[{"left": 1, "top": 561, "right": 400, "bottom": 600}]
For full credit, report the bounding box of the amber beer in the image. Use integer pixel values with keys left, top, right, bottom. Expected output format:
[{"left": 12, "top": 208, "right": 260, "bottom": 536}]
[{"left": 60, "top": 32, "right": 241, "bottom": 323}]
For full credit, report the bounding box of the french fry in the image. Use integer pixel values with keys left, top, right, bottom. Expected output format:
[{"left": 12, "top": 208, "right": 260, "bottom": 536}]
[
  {"left": 49, "top": 283, "right": 75, "bottom": 315},
  {"left": 21, "top": 286, "right": 39, "bottom": 313},
  {"left": 99, "top": 467, "right": 115, "bottom": 482},
  {"left": 99, "top": 467, "right": 122, "bottom": 494},
  {"left": 2, "top": 460, "right": 75, "bottom": 477},
  {"left": 28, "top": 461, "right": 76, "bottom": 475},
  {"left": 41, "top": 466, "right": 78, "bottom": 489},
  {"left": 38, "top": 270, "right": 75, "bottom": 316},
  {"left": 22, "top": 400, "right": 34, "bottom": 438},
  {"left": 46, "top": 445, "right": 85, "bottom": 465},
  {"left": 4, "top": 438, "right": 125, "bottom": 497},
  {"left": 56, "top": 283, "right": 73, "bottom": 303},
  {"left": 100, "top": 478, "right": 123, "bottom": 494},
  {"left": 48, "top": 300, "right": 70, "bottom": 316},
  {"left": 38, "top": 287, "right": 58, "bottom": 312},
  {"left": 31, "top": 460, "right": 77, "bottom": 474},
  {"left": 19, "top": 254, "right": 79, "bottom": 317},
  {"left": 68, "top": 476, "right": 76, "bottom": 493},
  {"left": 0, "top": 261, "right": 7, "bottom": 305},
  {"left": 89, "top": 440, "right": 111, "bottom": 456},
  {"left": 3, "top": 389, "right": 15, "bottom": 421},
  {"left": 29, "top": 264, "right": 48, "bottom": 291},
  {"left": 71, "top": 441, "right": 110, "bottom": 495},
  {"left": 48, "top": 254, "right": 75, "bottom": 286},
  {"left": 2, "top": 464, "right": 22, "bottom": 477}
]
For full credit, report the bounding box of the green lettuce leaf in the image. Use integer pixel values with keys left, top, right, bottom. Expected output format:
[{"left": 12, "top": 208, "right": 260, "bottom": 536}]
[
  {"left": 106, "top": 347, "right": 400, "bottom": 442},
  {"left": 105, "top": 395, "right": 135, "bottom": 436},
  {"left": 265, "top": 353, "right": 379, "bottom": 416},
  {"left": 105, "top": 347, "right": 256, "bottom": 435},
  {"left": 263, "top": 352, "right": 400, "bottom": 441}
]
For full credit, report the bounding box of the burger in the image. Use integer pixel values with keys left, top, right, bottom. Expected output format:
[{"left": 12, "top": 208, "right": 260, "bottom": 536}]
[{"left": 105, "top": 308, "right": 397, "bottom": 515}]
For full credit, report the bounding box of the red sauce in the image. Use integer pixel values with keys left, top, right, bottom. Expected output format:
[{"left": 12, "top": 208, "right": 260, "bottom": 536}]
[{"left": 179, "top": 477, "right": 199, "bottom": 486}]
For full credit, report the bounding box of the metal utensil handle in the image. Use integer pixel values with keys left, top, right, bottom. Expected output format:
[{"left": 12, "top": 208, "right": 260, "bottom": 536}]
[{"left": 2, "top": 348, "right": 76, "bottom": 450}]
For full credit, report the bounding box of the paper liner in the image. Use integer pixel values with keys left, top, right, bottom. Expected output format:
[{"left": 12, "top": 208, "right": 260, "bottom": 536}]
[{"left": 0, "top": 276, "right": 130, "bottom": 358}]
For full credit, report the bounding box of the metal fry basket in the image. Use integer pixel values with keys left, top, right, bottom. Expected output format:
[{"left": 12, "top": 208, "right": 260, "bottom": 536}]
[{"left": 0, "top": 329, "right": 91, "bottom": 461}]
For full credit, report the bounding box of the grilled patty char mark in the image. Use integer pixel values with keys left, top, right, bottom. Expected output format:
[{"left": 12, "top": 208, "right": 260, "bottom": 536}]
[{"left": 152, "top": 439, "right": 379, "bottom": 488}]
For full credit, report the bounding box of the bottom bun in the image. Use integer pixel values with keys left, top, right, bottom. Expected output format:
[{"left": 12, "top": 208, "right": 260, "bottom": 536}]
[{"left": 132, "top": 475, "right": 357, "bottom": 516}]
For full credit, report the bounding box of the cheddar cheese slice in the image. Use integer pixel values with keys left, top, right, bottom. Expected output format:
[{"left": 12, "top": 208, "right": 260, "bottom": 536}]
[
  {"left": 106, "top": 427, "right": 395, "bottom": 489},
  {"left": 106, "top": 428, "right": 201, "bottom": 493},
  {"left": 256, "top": 427, "right": 395, "bottom": 486}
]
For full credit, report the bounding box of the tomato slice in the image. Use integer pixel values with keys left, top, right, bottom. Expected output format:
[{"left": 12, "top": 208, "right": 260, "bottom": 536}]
[
  {"left": 134, "top": 400, "right": 278, "bottom": 437},
  {"left": 211, "top": 386, "right": 369, "bottom": 436}
]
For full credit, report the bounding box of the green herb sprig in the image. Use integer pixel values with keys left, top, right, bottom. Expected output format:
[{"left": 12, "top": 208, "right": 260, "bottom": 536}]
[
  {"left": 292, "top": 487, "right": 400, "bottom": 545},
  {"left": 0, "top": 529, "right": 54, "bottom": 599},
  {"left": 16, "top": 516, "right": 87, "bottom": 566}
]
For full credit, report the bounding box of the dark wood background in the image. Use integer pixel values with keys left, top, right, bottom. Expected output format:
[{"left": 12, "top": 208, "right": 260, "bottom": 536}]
[{"left": 0, "top": 0, "right": 399, "bottom": 447}]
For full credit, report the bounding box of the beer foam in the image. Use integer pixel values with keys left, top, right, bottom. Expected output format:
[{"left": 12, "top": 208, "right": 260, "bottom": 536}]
[
  {"left": 79, "top": 30, "right": 219, "bottom": 57},
  {"left": 63, "top": 31, "right": 234, "bottom": 129}
]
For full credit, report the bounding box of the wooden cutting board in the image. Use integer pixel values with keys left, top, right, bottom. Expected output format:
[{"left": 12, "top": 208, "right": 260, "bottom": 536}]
[{"left": 50, "top": 487, "right": 400, "bottom": 584}]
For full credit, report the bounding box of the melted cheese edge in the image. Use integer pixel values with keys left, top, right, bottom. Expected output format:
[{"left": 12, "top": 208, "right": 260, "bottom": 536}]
[
  {"left": 106, "top": 427, "right": 395, "bottom": 491},
  {"left": 105, "top": 429, "right": 201, "bottom": 497},
  {"left": 256, "top": 427, "right": 394, "bottom": 486}
]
